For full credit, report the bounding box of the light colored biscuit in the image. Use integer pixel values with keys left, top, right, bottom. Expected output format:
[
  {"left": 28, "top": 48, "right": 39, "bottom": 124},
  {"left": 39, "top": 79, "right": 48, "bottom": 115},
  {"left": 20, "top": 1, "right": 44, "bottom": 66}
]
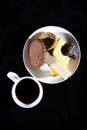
[
  {"left": 48, "top": 65, "right": 59, "bottom": 77},
  {"left": 52, "top": 38, "right": 70, "bottom": 68},
  {"left": 46, "top": 52, "right": 71, "bottom": 79}
]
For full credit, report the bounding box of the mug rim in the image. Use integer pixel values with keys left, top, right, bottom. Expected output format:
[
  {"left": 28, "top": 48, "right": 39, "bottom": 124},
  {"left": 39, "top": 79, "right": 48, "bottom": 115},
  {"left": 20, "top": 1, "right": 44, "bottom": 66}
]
[{"left": 11, "top": 76, "right": 43, "bottom": 108}]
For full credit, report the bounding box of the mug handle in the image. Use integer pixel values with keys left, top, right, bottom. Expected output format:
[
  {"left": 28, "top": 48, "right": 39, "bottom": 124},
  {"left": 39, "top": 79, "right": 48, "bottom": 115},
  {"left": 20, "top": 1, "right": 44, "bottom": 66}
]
[{"left": 7, "top": 71, "right": 20, "bottom": 83}]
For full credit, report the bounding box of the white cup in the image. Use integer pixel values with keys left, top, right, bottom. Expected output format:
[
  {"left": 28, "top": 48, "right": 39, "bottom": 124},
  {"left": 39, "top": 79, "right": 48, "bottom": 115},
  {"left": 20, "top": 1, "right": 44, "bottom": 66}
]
[{"left": 7, "top": 71, "right": 43, "bottom": 108}]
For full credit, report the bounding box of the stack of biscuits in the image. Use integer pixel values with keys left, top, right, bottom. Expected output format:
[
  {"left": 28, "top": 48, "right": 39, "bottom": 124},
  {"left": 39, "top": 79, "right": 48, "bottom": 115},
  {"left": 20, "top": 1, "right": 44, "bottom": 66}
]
[
  {"left": 29, "top": 30, "right": 79, "bottom": 79},
  {"left": 38, "top": 32, "right": 70, "bottom": 77}
]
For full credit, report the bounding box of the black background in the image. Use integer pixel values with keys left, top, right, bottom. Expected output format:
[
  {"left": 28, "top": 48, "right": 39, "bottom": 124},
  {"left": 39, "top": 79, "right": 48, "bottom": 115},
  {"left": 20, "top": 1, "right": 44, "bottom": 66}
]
[{"left": 0, "top": 0, "right": 87, "bottom": 129}]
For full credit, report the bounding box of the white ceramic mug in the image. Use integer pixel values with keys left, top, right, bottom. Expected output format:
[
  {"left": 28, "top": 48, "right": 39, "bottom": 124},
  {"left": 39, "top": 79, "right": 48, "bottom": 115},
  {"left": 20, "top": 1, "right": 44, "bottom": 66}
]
[{"left": 7, "top": 71, "right": 43, "bottom": 108}]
